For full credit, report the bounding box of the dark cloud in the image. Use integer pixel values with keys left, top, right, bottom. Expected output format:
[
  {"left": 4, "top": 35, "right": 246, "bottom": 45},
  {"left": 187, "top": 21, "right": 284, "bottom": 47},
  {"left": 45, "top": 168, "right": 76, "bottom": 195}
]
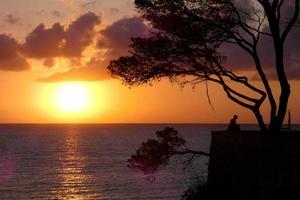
[
  {"left": 63, "top": 12, "right": 101, "bottom": 57},
  {"left": 22, "top": 12, "right": 101, "bottom": 58},
  {"left": 220, "top": 44, "right": 254, "bottom": 70},
  {"left": 35, "top": 5, "right": 298, "bottom": 82},
  {"left": 252, "top": 67, "right": 300, "bottom": 81},
  {"left": 221, "top": 36, "right": 300, "bottom": 81},
  {"left": 0, "top": 34, "right": 30, "bottom": 71},
  {"left": 220, "top": 1, "right": 300, "bottom": 80},
  {"left": 287, "top": 68, "right": 300, "bottom": 80},
  {"left": 38, "top": 17, "right": 149, "bottom": 82},
  {"left": 22, "top": 23, "right": 65, "bottom": 58},
  {"left": 4, "top": 14, "right": 21, "bottom": 25},
  {"left": 52, "top": 10, "right": 62, "bottom": 18},
  {"left": 43, "top": 58, "right": 55, "bottom": 68},
  {"left": 98, "top": 16, "right": 149, "bottom": 65},
  {"left": 221, "top": 28, "right": 300, "bottom": 73},
  {"left": 98, "top": 17, "right": 148, "bottom": 50}
]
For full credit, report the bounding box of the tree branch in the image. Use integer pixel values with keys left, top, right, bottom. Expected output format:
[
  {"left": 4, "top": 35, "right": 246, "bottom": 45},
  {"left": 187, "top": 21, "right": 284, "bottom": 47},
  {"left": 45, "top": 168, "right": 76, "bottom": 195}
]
[
  {"left": 281, "top": 0, "right": 300, "bottom": 42},
  {"left": 174, "top": 150, "right": 210, "bottom": 157}
]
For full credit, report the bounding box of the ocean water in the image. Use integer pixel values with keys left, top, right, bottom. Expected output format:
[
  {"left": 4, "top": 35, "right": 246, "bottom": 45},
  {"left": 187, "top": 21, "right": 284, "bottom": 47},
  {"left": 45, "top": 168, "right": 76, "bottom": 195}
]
[{"left": 0, "top": 124, "right": 250, "bottom": 200}]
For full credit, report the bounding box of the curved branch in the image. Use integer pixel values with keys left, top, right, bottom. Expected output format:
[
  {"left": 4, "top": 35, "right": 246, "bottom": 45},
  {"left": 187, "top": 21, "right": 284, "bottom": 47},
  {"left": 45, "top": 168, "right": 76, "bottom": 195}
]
[
  {"left": 174, "top": 150, "right": 210, "bottom": 157},
  {"left": 221, "top": 71, "right": 266, "bottom": 97},
  {"left": 207, "top": 76, "right": 255, "bottom": 110},
  {"left": 252, "top": 51, "right": 277, "bottom": 123},
  {"left": 277, "top": 0, "right": 285, "bottom": 23},
  {"left": 281, "top": 0, "right": 299, "bottom": 42}
]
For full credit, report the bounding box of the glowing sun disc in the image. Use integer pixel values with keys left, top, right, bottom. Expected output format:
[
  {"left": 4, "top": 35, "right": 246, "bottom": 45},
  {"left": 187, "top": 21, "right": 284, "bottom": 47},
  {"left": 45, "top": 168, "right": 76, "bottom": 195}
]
[{"left": 54, "top": 83, "right": 91, "bottom": 113}]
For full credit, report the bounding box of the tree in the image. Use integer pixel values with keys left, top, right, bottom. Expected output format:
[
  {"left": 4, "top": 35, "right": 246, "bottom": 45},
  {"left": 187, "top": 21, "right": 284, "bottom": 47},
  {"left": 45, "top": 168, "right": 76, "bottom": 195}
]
[
  {"left": 128, "top": 127, "right": 209, "bottom": 175},
  {"left": 128, "top": 127, "right": 213, "bottom": 199},
  {"left": 108, "top": 0, "right": 300, "bottom": 132}
]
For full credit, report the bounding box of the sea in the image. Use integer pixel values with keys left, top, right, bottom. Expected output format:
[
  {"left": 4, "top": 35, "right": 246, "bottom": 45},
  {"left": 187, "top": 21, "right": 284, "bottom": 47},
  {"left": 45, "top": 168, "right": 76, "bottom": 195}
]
[{"left": 0, "top": 124, "right": 274, "bottom": 199}]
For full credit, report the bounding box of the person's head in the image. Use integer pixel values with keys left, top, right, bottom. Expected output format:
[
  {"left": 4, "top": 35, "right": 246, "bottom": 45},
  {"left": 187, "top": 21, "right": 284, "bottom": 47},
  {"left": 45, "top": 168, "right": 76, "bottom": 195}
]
[{"left": 233, "top": 115, "right": 238, "bottom": 119}]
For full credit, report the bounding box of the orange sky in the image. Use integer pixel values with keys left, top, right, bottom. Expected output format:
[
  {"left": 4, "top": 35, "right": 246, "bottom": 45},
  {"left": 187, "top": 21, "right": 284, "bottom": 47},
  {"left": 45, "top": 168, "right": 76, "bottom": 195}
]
[{"left": 0, "top": 0, "right": 299, "bottom": 124}]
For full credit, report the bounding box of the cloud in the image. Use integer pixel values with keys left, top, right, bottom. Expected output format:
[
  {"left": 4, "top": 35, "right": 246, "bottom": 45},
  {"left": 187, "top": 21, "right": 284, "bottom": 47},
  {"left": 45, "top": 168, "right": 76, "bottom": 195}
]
[
  {"left": 22, "top": 23, "right": 65, "bottom": 58},
  {"left": 3, "top": 14, "right": 21, "bottom": 25},
  {"left": 37, "top": 57, "right": 109, "bottom": 82},
  {"left": 252, "top": 67, "right": 300, "bottom": 81},
  {"left": 221, "top": 38, "right": 300, "bottom": 81},
  {"left": 98, "top": 16, "right": 149, "bottom": 66},
  {"left": 22, "top": 12, "right": 101, "bottom": 58},
  {"left": 220, "top": 2, "right": 300, "bottom": 80},
  {"left": 63, "top": 12, "right": 101, "bottom": 57},
  {"left": 0, "top": 34, "right": 30, "bottom": 71},
  {"left": 38, "top": 17, "right": 149, "bottom": 82},
  {"left": 98, "top": 17, "right": 148, "bottom": 50},
  {"left": 81, "top": 0, "right": 99, "bottom": 9},
  {"left": 287, "top": 68, "right": 300, "bottom": 80},
  {"left": 36, "top": 5, "right": 299, "bottom": 82},
  {"left": 52, "top": 10, "right": 62, "bottom": 18},
  {"left": 43, "top": 58, "right": 55, "bottom": 68}
]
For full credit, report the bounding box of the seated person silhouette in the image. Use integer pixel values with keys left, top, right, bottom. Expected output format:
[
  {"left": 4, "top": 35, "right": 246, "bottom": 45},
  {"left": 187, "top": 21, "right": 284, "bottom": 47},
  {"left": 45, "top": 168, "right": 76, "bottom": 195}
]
[{"left": 226, "top": 115, "right": 241, "bottom": 132}]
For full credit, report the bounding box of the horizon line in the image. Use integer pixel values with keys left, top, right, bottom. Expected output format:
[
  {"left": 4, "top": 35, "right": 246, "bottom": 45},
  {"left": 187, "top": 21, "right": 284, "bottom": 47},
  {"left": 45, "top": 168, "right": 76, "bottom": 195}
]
[{"left": 0, "top": 123, "right": 298, "bottom": 126}]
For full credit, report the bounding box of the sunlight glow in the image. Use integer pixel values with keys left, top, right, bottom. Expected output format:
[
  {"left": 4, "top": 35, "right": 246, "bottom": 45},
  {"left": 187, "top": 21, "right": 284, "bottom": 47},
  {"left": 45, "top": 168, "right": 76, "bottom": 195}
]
[
  {"left": 37, "top": 82, "right": 113, "bottom": 123},
  {"left": 54, "top": 83, "right": 90, "bottom": 113},
  {"left": 35, "top": 81, "right": 118, "bottom": 123}
]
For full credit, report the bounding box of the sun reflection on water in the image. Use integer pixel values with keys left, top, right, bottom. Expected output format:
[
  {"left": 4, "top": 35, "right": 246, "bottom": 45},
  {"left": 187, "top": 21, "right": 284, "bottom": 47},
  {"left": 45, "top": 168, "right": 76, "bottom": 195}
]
[{"left": 55, "top": 129, "right": 102, "bottom": 200}]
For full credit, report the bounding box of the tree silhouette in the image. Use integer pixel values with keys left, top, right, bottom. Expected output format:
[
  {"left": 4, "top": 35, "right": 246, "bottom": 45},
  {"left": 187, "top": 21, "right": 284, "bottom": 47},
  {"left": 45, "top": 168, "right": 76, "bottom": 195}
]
[
  {"left": 128, "top": 127, "right": 209, "bottom": 175},
  {"left": 108, "top": 0, "right": 299, "bottom": 132}
]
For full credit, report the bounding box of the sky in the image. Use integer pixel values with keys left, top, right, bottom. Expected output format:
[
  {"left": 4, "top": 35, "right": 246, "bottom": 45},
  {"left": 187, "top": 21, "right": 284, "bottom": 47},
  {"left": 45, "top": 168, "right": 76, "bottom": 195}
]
[{"left": 0, "top": 0, "right": 299, "bottom": 124}]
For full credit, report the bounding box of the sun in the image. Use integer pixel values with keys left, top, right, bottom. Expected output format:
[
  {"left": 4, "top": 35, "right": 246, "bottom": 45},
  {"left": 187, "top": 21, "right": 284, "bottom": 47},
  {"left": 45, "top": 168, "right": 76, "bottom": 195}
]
[
  {"left": 38, "top": 82, "right": 111, "bottom": 122},
  {"left": 54, "top": 83, "right": 91, "bottom": 113}
]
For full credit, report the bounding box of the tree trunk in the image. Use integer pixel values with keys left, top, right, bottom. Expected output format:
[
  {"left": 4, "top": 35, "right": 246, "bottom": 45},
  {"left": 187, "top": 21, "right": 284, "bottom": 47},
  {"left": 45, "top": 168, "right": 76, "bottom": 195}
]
[
  {"left": 270, "top": 42, "right": 291, "bottom": 132},
  {"left": 264, "top": 9, "right": 291, "bottom": 133},
  {"left": 253, "top": 108, "right": 267, "bottom": 132}
]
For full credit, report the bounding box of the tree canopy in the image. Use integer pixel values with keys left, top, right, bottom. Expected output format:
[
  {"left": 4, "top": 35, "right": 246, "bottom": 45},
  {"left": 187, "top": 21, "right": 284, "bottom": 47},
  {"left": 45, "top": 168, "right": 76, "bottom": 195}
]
[
  {"left": 128, "top": 127, "right": 209, "bottom": 175},
  {"left": 108, "top": 0, "right": 300, "bottom": 132}
]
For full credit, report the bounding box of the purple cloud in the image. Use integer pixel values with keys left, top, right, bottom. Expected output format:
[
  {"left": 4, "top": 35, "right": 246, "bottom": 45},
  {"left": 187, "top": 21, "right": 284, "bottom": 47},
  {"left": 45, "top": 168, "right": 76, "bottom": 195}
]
[
  {"left": 38, "top": 17, "right": 149, "bottom": 82},
  {"left": 3, "top": 14, "right": 21, "bottom": 25},
  {"left": 52, "top": 10, "right": 62, "bottom": 18},
  {"left": 63, "top": 12, "right": 101, "bottom": 57},
  {"left": 99, "top": 17, "right": 148, "bottom": 50},
  {"left": 43, "top": 58, "right": 55, "bottom": 68},
  {"left": 0, "top": 34, "right": 30, "bottom": 71},
  {"left": 22, "top": 12, "right": 101, "bottom": 58},
  {"left": 22, "top": 23, "right": 65, "bottom": 58},
  {"left": 220, "top": 1, "right": 300, "bottom": 80}
]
